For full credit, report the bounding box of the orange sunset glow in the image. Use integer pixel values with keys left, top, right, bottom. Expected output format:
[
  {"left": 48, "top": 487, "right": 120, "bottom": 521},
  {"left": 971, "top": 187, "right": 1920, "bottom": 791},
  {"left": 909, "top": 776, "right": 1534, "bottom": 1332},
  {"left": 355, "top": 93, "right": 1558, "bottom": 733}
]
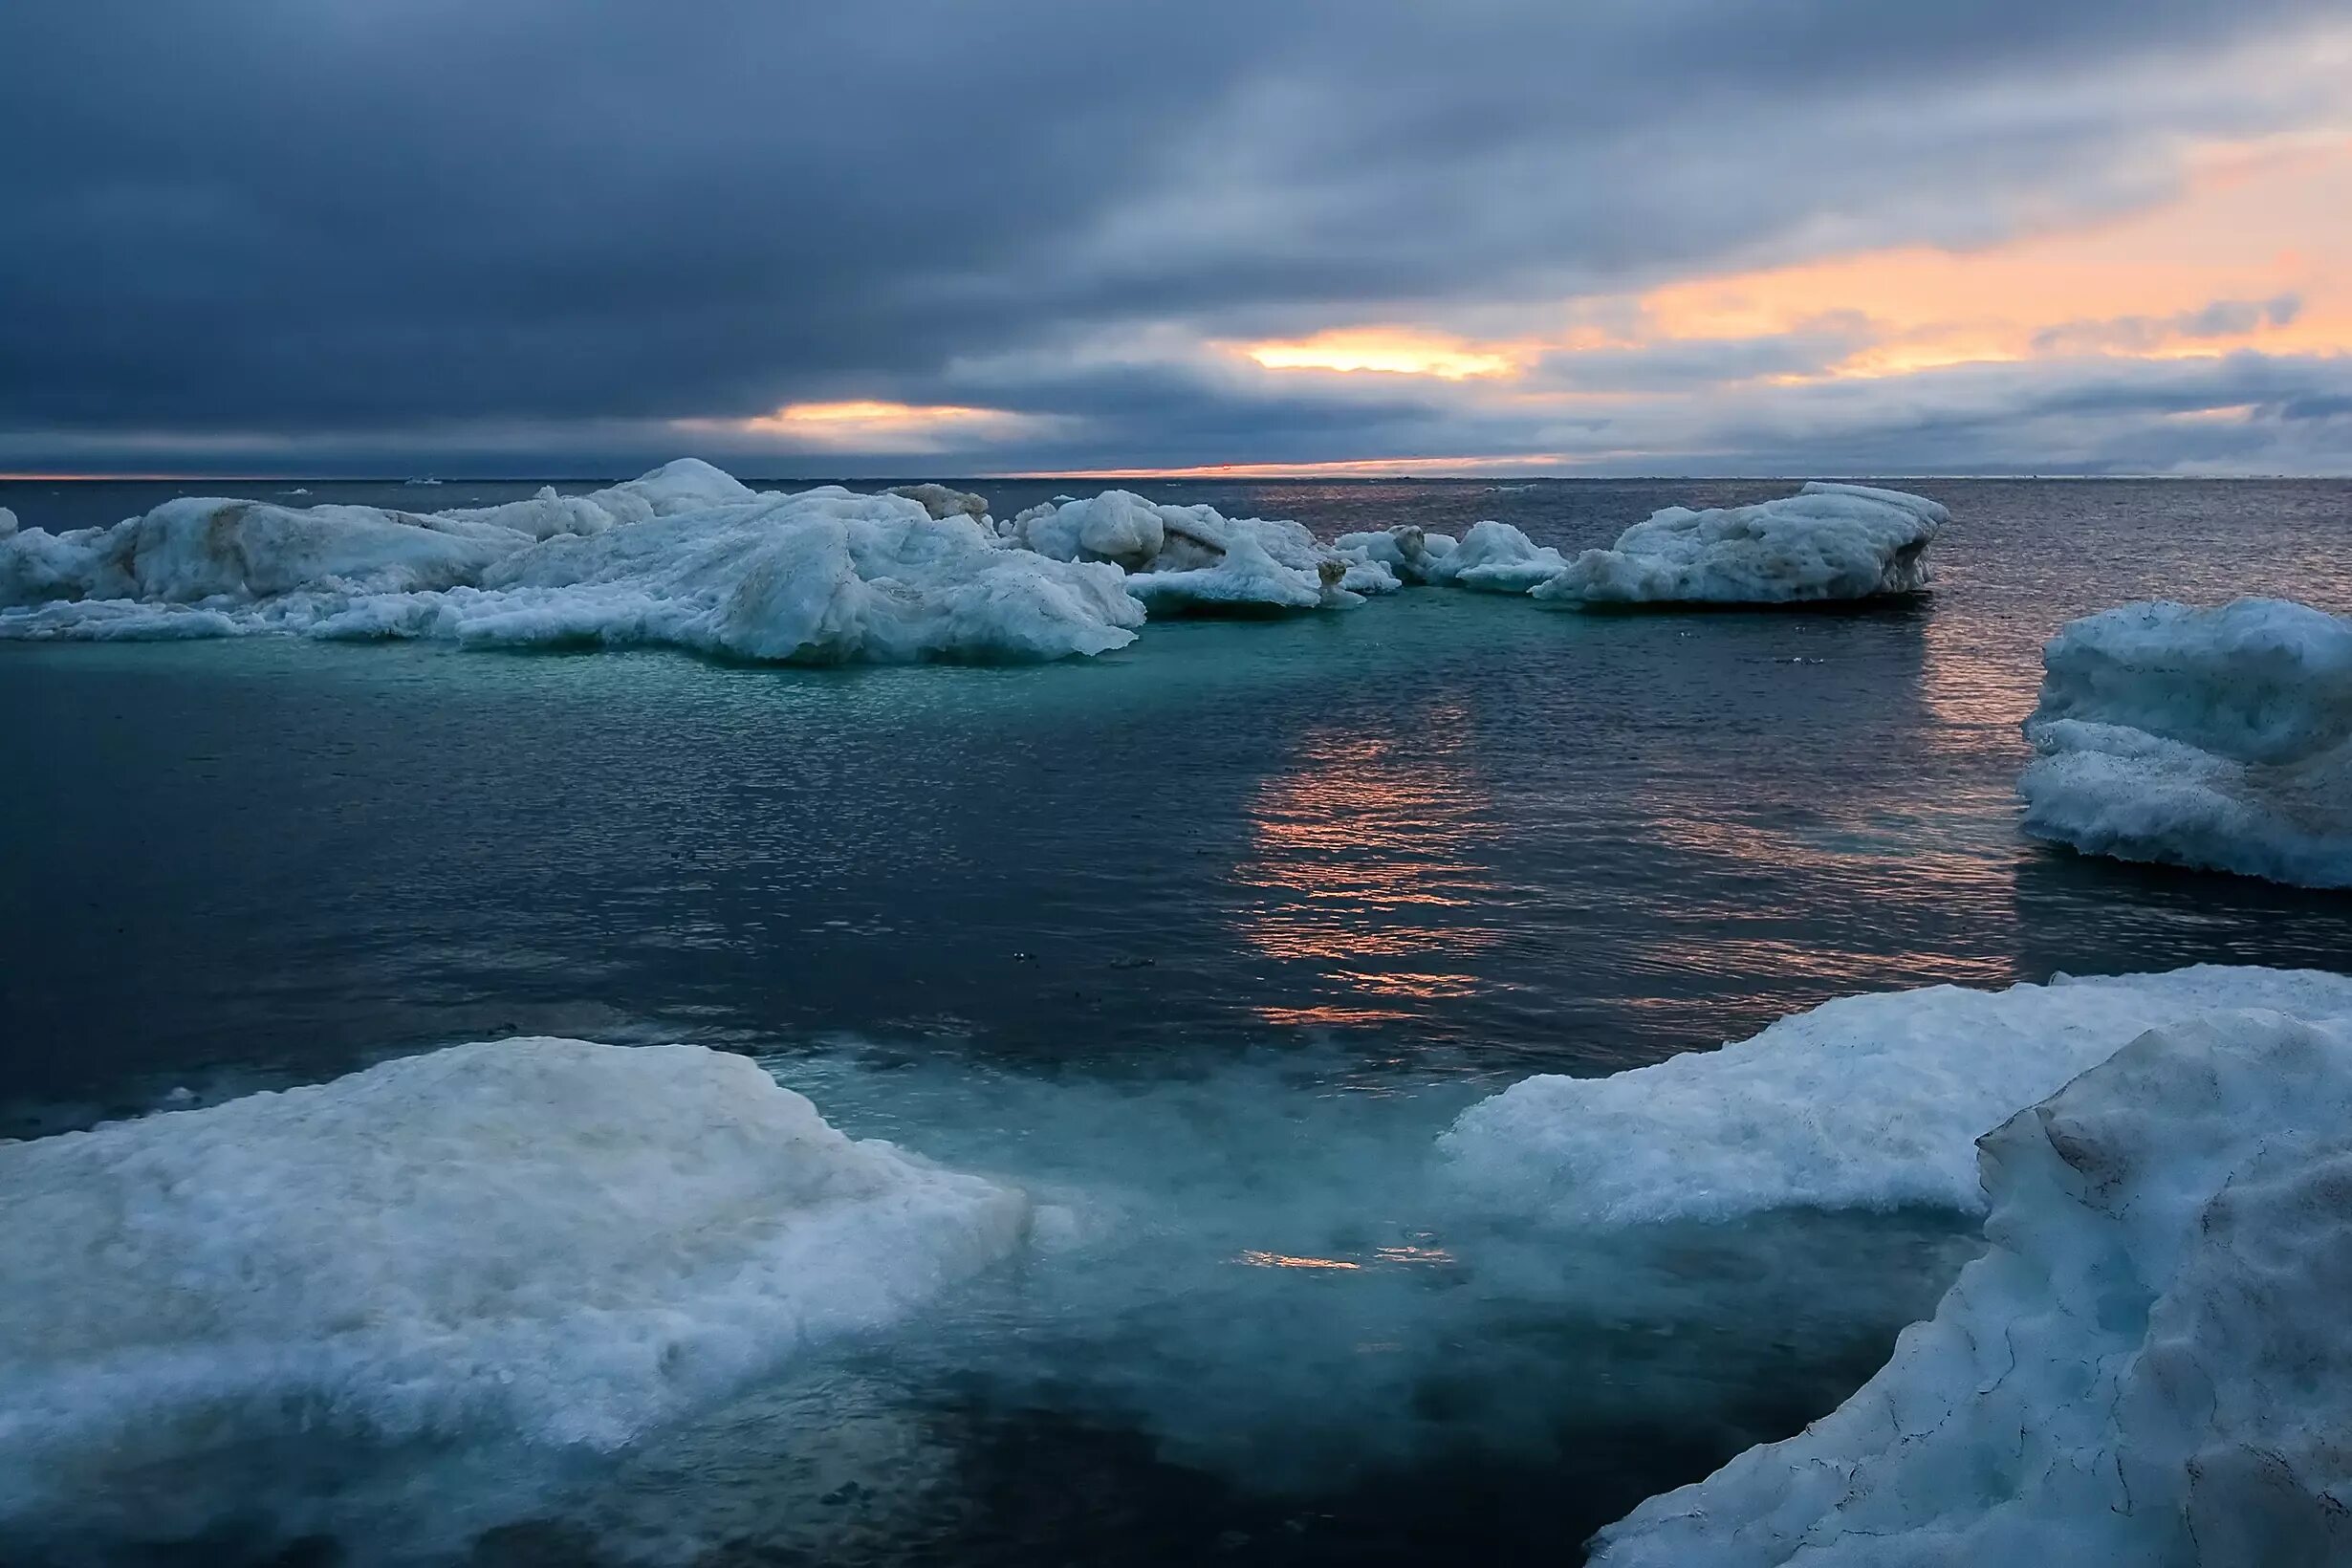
[{"left": 1230, "top": 134, "right": 2352, "bottom": 398}]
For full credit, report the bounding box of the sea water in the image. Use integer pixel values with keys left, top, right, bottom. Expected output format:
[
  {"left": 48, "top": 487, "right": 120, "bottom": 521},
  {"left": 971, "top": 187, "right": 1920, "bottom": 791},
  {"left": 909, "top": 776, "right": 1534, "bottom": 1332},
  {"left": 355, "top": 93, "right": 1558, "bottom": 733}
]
[{"left": 2, "top": 476, "right": 2348, "bottom": 1563}]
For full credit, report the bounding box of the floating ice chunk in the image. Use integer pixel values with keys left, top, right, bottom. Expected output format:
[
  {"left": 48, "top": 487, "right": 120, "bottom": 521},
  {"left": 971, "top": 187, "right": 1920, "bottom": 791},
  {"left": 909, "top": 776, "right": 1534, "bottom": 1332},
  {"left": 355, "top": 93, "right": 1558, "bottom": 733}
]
[
  {"left": 1535, "top": 482, "right": 1945, "bottom": 608},
  {"left": 2019, "top": 598, "right": 2352, "bottom": 887},
  {"left": 1592, "top": 1008, "right": 2352, "bottom": 1566},
  {"left": 0, "top": 1037, "right": 1027, "bottom": 1514},
  {"left": 1009, "top": 490, "right": 1167, "bottom": 569},
  {"left": 1439, "top": 966, "right": 2352, "bottom": 1226},
  {"left": 445, "top": 489, "right": 1143, "bottom": 662},
  {"left": 1425, "top": 519, "right": 1568, "bottom": 593},
  {"left": 1335, "top": 524, "right": 1461, "bottom": 585},
  {"left": 0, "top": 497, "right": 527, "bottom": 607},
  {"left": 0, "top": 467, "right": 1144, "bottom": 664},
  {"left": 1337, "top": 555, "right": 1402, "bottom": 596},
  {"left": 1127, "top": 527, "right": 1347, "bottom": 612},
  {"left": 887, "top": 483, "right": 991, "bottom": 521},
  {"left": 1014, "top": 490, "right": 1383, "bottom": 612}
]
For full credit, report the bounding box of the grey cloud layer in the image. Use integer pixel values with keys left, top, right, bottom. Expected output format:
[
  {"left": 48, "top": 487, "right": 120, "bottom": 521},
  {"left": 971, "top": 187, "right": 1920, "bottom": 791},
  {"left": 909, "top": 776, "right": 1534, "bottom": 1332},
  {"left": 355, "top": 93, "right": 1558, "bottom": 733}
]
[{"left": 1, "top": 0, "right": 2344, "bottom": 470}]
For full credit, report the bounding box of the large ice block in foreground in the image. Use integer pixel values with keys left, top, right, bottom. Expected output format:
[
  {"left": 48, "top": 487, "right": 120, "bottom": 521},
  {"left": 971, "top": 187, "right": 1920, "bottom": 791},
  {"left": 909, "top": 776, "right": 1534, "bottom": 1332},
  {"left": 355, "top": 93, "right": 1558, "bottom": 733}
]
[
  {"left": 0, "top": 1038, "right": 1025, "bottom": 1511},
  {"left": 1534, "top": 482, "right": 1945, "bottom": 608},
  {"left": 1439, "top": 966, "right": 2352, "bottom": 1225},
  {"left": 1592, "top": 1007, "right": 2352, "bottom": 1566},
  {"left": 0, "top": 463, "right": 1145, "bottom": 663},
  {"left": 2020, "top": 597, "right": 2352, "bottom": 888}
]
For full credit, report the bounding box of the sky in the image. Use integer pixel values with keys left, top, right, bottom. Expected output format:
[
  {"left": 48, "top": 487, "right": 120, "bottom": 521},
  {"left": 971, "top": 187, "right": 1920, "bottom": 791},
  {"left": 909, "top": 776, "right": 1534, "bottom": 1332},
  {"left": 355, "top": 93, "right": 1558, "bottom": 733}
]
[{"left": 4, "top": 1, "right": 2350, "bottom": 477}]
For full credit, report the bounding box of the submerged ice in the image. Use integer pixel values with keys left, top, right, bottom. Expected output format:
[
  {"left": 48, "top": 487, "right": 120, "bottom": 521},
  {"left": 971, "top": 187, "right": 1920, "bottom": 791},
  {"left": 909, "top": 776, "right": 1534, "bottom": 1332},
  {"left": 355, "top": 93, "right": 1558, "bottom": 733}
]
[
  {"left": 0, "top": 1037, "right": 1026, "bottom": 1520},
  {"left": 2019, "top": 597, "right": 2352, "bottom": 888},
  {"left": 1592, "top": 1007, "right": 2352, "bottom": 1566},
  {"left": 1439, "top": 966, "right": 2352, "bottom": 1225}
]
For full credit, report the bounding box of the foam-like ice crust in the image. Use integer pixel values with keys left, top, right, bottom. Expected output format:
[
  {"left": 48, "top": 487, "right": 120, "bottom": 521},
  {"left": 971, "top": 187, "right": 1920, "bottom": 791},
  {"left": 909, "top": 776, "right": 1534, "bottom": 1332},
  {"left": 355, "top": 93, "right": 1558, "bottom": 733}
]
[
  {"left": 2020, "top": 598, "right": 2352, "bottom": 888},
  {"left": 0, "top": 1038, "right": 1026, "bottom": 1506},
  {"left": 1440, "top": 966, "right": 2352, "bottom": 1225},
  {"left": 1593, "top": 1007, "right": 2352, "bottom": 1565},
  {"left": 0, "top": 461, "right": 1144, "bottom": 663},
  {"left": 1535, "top": 482, "right": 1945, "bottom": 607}
]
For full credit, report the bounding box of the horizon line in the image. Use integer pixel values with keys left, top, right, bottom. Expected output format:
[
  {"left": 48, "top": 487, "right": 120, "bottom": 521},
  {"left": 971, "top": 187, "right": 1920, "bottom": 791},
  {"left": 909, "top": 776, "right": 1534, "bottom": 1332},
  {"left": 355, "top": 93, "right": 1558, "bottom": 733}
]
[{"left": 7, "top": 469, "right": 2346, "bottom": 485}]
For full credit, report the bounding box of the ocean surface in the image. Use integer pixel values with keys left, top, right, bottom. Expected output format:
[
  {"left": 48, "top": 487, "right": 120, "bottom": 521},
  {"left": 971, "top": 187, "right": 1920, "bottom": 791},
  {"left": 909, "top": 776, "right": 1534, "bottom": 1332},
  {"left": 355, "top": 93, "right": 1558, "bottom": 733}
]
[{"left": 4, "top": 474, "right": 2350, "bottom": 1566}]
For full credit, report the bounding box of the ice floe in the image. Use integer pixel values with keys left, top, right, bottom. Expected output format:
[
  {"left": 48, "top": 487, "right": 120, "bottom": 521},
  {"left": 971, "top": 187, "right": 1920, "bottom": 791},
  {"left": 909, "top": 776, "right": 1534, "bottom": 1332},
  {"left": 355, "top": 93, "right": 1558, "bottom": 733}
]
[
  {"left": 0, "top": 1037, "right": 1026, "bottom": 1515},
  {"left": 1334, "top": 522, "right": 1460, "bottom": 585},
  {"left": 1009, "top": 490, "right": 1387, "bottom": 611},
  {"left": 1534, "top": 482, "right": 1945, "bottom": 608},
  {"left": 1593, "top": 1006, "right": 2352, "bottom": 1565},
  {"left": 2020, "top": 597, "right": 2352, "bottom": 888},
  {"left": 1427, "top": 519, "right": 1569, "bottom": 593},
  {"left": 0, "top": 463, "right": 1145, "bottom": 663},
  {"left": 1439, "top": 966, "right": 2352, "bottom": 1226},
  {"left": 0, "top": 461, "right": 1445, "bottom": 658}
]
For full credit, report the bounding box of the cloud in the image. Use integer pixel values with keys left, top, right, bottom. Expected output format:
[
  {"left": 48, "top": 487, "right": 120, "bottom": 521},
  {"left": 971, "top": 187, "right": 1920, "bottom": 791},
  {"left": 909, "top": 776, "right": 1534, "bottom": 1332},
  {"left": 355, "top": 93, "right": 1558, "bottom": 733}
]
[
  {"left": 2032, "top": 294, "right": 2305, "bottom": 355},
  {"left": 1, "top": 0, "right": 2348, "bottom": 471}
]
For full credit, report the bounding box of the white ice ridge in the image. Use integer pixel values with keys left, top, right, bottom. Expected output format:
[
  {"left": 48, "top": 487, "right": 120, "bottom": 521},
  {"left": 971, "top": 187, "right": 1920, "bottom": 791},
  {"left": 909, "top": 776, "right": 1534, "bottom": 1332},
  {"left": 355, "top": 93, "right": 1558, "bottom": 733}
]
[
  {"left": 1532, "top": 482, "right": 1945, "bottom": 607},
  {"left": 0, "top": 1038, "right": 1026, "bottom": 1507},
  {"left": 1006, "top": 490, "right": 1396, "bottom": 611},
  {"left": 2019, "top": 597, "right": 2352, "bottom": 888},
  {"left": 0, "top": 460, "right": 1152, "bottom": 663},
  {"left": 1333, "top": 519, "right": 1563, "bottom": 593},
  {"left": 1438, "top": 966, "right": 2352, "bottom": 1226},
  {"left": 1592, "top": 1007, "right": 2352, "bottom": 1566}
]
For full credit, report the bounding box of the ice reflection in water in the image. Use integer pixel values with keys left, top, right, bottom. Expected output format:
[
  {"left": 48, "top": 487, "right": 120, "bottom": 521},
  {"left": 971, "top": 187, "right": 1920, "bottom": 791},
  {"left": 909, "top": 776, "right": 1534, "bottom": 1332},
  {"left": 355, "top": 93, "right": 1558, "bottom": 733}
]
[{"left": 1234, "top": 708, "right": 1501, "bottom": 1026}]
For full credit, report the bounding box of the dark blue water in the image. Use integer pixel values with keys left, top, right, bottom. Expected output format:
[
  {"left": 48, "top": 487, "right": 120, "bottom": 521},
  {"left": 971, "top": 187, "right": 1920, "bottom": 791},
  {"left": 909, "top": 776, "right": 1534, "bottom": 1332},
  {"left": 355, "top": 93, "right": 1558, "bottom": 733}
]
[{"left": 3, "top": 476, "right": 2349, "bottom": 1565}]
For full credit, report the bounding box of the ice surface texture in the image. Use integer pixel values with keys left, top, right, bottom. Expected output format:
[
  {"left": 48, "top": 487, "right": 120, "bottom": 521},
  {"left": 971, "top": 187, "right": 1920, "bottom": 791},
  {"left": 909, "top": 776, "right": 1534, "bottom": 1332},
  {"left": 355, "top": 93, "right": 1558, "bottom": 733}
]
[
  {"left": 1009, "top": 490, "right": 1391, "bottom": 611},
  {"left": 0, "top": 1038, "right": 1025, "bottom": 1513},
  {"left": 1592, "top": 1006, "right": 2352, "bottom": 1565},
  {"left": 0, "top": 460, "right": 1147, "bottom": 663},
  {"left": 1534, "top": 482, "right": 1945, "bottom": 607},
  {"left": 2020, "top": 597, "right": 2352, "bottom": 888},
  {"left": 1441, "top": 966, "right": 2352, "bottom": 1225}
]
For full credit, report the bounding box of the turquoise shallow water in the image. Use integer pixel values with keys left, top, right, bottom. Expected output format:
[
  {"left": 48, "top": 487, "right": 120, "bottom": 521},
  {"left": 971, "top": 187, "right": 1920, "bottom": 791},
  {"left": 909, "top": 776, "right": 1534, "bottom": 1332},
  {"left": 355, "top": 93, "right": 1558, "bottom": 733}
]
[{"left": 2, "top": 476, "right": 2349, "bottom": 1563}]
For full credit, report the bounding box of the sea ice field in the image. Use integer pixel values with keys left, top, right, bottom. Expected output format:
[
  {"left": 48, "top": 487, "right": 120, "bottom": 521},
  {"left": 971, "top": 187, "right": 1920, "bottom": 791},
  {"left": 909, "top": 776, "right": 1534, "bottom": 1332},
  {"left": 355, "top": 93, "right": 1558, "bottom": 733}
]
[{"left": 3, "top": 472, "right": 2350, "bottom": 1566}]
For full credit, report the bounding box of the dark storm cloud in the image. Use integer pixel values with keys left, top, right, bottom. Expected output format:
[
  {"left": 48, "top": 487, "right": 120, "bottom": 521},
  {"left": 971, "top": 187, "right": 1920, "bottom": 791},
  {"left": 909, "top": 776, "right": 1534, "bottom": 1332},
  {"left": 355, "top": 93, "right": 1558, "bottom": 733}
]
[{"left": 0, "top": 0, "right": 2344, "bottom": 467}]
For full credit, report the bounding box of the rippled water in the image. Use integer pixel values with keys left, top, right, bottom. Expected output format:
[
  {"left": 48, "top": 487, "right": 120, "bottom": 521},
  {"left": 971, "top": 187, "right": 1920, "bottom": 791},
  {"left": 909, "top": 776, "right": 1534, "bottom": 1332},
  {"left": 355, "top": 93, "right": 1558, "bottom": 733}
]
[{"left": 3, "top": 475, "right": 2349, "bottom": 1564}]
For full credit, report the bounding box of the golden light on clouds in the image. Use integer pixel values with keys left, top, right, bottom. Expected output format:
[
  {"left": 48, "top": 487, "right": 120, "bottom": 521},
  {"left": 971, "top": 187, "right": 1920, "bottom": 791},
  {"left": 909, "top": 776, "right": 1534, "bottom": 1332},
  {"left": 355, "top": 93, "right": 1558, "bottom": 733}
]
[
  {"left": 1639, "top": 133, "right": 2352, "bottom": 381},
  {"left": 1239, "top": 327, "right": 1524, "bottom": 379},
  {"left": 1014, "top": 453, "right": 1570, "bottom": 479},
  {"left": 677, "top": 399, "right": 1039, "bottom": 452},
  {"left": 1230, "top": 133, "right": 2352, "bottom": 405}
]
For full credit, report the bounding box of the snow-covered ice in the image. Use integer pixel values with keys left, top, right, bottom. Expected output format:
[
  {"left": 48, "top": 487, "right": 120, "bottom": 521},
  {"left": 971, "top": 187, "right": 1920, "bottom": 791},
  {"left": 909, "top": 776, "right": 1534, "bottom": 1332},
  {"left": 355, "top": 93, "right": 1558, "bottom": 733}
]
[
  {"left": 1423, "top": 519, "right": 1569, "bottom": 593},
  {"left": 1334, "top": 523, "right": 1460, "bottom": 585},
  {"left": 0, "top": 462, "right": 1145, "bottom": 663},
  {"left": 1332, "top": 519, "right": 1562, "bottom": 592},
  {"left": 1592, "top": 1006, "right": 2352, "bottom": 1566},
  {"left": 1439, "top": 966, "right": 2352, "bottom": 1225},
  {"left": 2020, "top": 597, "right": 2352, "bottom": 888},
  {"left": 1534, "top": 483, "right": 1945, "bottom": 608},
  {"left": 1010, "top": 490, "right": 1385, "bottom": 611},
  {"left": 885, "top": 483, "right": 991, "bottom": 521},
  {"left": 0, "top": 1037, "right": 1026, "bottom": 1515}
]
